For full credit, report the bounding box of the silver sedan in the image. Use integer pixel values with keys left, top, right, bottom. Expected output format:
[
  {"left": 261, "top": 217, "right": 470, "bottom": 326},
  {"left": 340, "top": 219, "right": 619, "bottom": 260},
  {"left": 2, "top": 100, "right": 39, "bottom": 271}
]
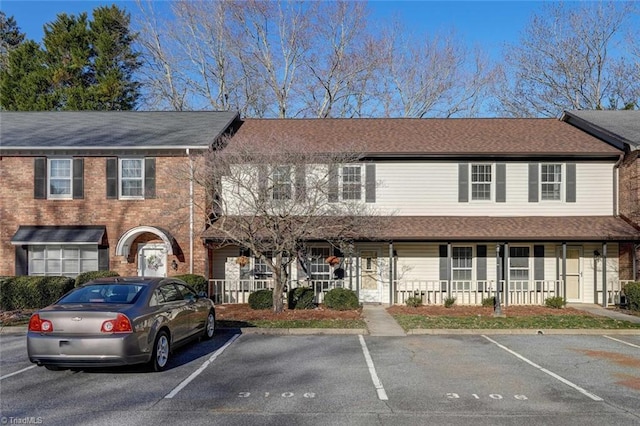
[{"left": 27, "top": 277, "right": 216, "bottom": 371}]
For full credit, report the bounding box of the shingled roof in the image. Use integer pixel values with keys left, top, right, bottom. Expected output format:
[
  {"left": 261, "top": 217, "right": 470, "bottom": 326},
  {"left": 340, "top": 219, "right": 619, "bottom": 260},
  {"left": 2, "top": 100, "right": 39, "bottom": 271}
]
[
  {"left": 562, "top": 110, "right": 640, "bottom": 151},
  {"left": 0, "top": 111, "right": 240, "bottom": 152},
  {"left": 228, "top": 118, "right": 621, "bottom": 157},
  {"left": 202, "top": 216, "right": 640, "bottom": 242}
]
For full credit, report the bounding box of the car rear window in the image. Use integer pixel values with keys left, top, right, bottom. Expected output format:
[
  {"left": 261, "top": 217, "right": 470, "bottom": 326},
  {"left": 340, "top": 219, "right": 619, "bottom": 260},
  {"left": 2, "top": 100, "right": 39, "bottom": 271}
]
[{"left": 59, "top": 284, "right": 146, "bottom": 304}]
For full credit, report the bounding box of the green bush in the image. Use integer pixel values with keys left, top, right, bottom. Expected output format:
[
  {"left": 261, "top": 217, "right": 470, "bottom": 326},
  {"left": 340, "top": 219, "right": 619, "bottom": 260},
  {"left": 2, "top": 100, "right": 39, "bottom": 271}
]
[
  {"left": 75, "top": 270, "right": 120, "bottom": 287},
  {"left": 405, "top": 296, "right": 423, "bottom": 308},
  {"left": 623, "top": 281, "right": 640, "bottom": 311},
  {"left": 248, "top": 289, "right": 274, "bottom": 310},
  {"left": 0, "top": 276, "right": 75, "bottom": 310},
  {"left": 482, "top": 296, "right": 495, "bottom": 307},
  {"left": 444, "top": 297, "right": 456, "bottom": 308},
  {"left": 288, "top": 286, "right": 316, "bottom": 310},
  {"left": 175, "top": 274, "right": 208, "bottom": 293},
  {"left": 545, "top": 296, "right": 567, "bottom": 309},
  {"left": 324, "top": 288, "right": 359, "bottom": 310}
]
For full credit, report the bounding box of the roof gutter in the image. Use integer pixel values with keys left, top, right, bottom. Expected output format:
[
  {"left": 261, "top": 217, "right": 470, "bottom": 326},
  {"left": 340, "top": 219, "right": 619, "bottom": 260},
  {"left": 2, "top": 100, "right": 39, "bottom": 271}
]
[{"left": 188, "top": 148, "right": 194, "bottom": 275}]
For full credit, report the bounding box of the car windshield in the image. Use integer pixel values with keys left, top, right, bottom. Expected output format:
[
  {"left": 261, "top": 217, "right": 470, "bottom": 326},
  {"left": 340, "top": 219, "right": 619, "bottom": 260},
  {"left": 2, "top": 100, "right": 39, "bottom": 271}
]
[{"left": 58, "top": 284, "right": 147, "bottom": 304}]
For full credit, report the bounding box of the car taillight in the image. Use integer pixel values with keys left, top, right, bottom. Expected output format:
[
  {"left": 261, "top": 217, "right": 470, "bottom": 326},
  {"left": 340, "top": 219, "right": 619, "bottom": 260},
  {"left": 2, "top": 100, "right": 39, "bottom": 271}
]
[
  {"left": 28, "top": 314, "right": 53, "bottom": 332},
  {"left": 101, "top": 314, "right": 133, "bottom": 333}
]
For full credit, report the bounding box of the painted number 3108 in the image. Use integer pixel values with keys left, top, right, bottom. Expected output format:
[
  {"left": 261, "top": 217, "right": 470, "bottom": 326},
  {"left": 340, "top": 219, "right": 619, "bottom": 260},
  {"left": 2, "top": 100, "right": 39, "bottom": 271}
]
[
  {"left": 238, "top": 392, "right": 316, "bottom": 398},
  {"left": 447, "top": 393, "right": 528, "bottom": 400}
]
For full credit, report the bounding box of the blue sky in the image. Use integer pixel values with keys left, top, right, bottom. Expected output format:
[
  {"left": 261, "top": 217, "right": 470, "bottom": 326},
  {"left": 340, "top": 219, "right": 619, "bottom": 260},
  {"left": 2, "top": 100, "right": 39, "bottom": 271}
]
[{"left": 3, "top": 0, "right": 544, "bottom": 59}]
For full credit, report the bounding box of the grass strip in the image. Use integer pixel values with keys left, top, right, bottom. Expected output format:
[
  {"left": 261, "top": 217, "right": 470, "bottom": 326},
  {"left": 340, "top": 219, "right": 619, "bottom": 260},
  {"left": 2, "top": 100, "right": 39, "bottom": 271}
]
[
  {"left": 391, "top": 314, "right": 640, "bottom": 331},
  {"left": 217, "top": 319, "right": 367, "bottom": 329}
]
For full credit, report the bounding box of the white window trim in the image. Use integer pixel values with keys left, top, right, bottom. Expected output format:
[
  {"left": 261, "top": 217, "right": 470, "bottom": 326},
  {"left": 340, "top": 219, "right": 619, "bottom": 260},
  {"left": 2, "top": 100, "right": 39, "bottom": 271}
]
[
  {"left": 451, "top": 245, "right": 474, "bottom": 290},
  {"left": 271, "top": 165, "right": 293, "bottom": 201},
  {"left": 28, "top": 244, "right": 99, "bottom": 278},
  {"left": 47, "top": 158, "right": 73, "bottom": 199},
  {"left": 119, "top": 158, "right": 145, "bottom": 200},
  {"left": 508, "top": 245, "right": 532, "bottom": 290},
  {"left": 469, "top": 163, "right": 493, "bottom": 202},
  {"left": 340, "top": 164, "right": 364, "bottom": 202},
  {"left": 539, "top": 163, "right": 563, "bottom": 202}
]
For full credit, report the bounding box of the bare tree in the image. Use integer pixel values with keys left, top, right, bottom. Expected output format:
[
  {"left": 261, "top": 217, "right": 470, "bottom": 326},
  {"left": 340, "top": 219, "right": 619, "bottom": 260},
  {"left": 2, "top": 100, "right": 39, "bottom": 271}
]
[
  {"left": 183, "top": 134, "right": 379, "bottom": 313},
  {"left": 494, "top": 1, "right": 639, "bottom": 117},
  {"left": 301, "top": 1, "right": 381, "bottom": 118}
]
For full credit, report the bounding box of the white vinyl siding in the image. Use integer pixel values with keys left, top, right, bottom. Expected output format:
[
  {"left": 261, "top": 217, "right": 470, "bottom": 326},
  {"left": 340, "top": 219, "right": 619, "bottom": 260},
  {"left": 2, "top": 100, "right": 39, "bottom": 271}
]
[{"left": 375, "top": 162, "right": 614, "bottom": 216}]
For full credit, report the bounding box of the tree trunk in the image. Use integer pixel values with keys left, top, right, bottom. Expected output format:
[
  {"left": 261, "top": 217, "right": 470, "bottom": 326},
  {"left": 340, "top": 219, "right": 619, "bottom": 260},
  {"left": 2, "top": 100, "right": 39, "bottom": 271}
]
[{"left": 271, "top": 266, "right": 288, "bottom": 313}]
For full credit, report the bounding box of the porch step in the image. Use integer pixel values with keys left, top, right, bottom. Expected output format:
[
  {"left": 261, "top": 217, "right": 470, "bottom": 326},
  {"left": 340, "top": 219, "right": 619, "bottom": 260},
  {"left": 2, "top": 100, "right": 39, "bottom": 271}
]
[{"left": 362, "top": 304, "right": 406, "bottom": 337}]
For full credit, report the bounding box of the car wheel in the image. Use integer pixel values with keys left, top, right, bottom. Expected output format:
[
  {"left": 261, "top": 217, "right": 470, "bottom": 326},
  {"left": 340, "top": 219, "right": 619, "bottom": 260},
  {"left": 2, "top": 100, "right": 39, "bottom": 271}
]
[
  {"left": 150, "top": 330, "right": 170, "bottom": 372},
  {"left": 202, "top": 310, "right": 215, "bottom": 340}
]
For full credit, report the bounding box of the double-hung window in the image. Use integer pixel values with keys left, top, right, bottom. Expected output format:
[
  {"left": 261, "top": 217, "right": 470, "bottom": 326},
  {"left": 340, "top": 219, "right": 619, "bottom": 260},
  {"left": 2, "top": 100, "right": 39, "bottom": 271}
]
[
  {"left": 29, "top": 245, "right": 99, "bottom": 278},
  {"left": 309, "top": 247, "right": 332, "bottom": 281},
  {"left": 509, "top": 246, "right": 530, "bottom": 290},
  {"left": 342, "top": 165, "right": 362, "bottom": 200},
  {"left": 48, "top": 158, "right": 72, "bottom": 199},
  {"left": 541, "top": 163, "right": 562, "bottom": 201},
  {"left": 471, "top": 164, "right": 492, "bottom": 200},
  {"left": 272, "top": 166, "right": 292, "bottom": 200},
  {"left": 120, "top": 158, "right": 144, "bottom": 199},
  {"left": 452, "top": 246, "right": 473, "bottom": 290}
]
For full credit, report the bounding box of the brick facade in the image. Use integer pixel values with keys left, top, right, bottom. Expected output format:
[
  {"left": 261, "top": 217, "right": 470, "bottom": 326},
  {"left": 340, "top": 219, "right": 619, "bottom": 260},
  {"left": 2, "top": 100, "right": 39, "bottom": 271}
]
[{"left": 0, "top": 155, "right": 209, "bottom": 278}]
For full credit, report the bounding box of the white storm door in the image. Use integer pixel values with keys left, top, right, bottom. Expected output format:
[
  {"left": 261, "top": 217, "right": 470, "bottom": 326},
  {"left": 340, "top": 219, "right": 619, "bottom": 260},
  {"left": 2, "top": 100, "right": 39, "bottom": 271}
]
[
  {"left": 139, "top": 243, "right": 167, "bottom": 277},
  {"left": 360, "top": 251, "right": 380, "bottom": 302}
]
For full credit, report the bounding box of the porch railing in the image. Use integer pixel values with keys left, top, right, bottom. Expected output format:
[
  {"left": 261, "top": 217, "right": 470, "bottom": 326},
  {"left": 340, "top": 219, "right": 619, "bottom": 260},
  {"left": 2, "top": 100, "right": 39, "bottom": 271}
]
[
  {"left": 394, "top": 280, "right": 562, "bottom": 306},
  {"left": 208, "top": 279, "right": 352, "bottom": 305}
]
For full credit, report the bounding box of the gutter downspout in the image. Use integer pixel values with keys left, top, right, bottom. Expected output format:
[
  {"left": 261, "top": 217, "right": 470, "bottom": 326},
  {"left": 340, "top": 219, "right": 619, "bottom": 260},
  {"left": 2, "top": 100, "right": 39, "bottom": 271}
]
[
  {"left": 613, "top": 153, "right": 624, "bottom": 216},
  {"left": 187, "top": 148, "right": 194, "bottom": 274}
]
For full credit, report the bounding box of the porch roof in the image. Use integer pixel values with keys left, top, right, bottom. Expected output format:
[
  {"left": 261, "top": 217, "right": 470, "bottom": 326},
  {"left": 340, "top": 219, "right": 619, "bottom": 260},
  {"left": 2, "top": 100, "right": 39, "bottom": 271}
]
[{"left": 201, "top": 216, "right": 640, "bottom": 242}]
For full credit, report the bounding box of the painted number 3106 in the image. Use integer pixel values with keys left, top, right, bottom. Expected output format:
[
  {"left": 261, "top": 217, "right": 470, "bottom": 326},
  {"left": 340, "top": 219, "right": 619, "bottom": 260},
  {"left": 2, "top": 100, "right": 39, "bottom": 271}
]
[
  {"left": 447, "top": 393, "right": 528, "bottom": 400},
  {"left": 238, "top": 392, "right": 316, "bottom": 398}
]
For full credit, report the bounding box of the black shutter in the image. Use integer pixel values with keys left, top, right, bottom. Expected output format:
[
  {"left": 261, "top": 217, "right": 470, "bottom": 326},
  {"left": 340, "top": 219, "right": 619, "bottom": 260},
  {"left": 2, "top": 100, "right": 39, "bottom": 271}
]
[
  {"left": 98, "top": 247, "right": 110, "bottom": 271},
  {"left": 15, "top": 246, "right": 28, "bottom": 275},
  {"left": 496, "top": 163, "right": 506, "bottom": 203},
  {"left": 72, "top": 158, "right": 84, "bottom": 199},
  {"left": 458, "top": 163, "right": 468, "bottom": 202},
  {"left": 34, "top": 158, "right": 46, "bottom": 199},
  {"left": 365, "top": 164, "right": 376, "bottom": 203},
  {"left": 144, "top": 158, "right": 156, "bottom": 199},
  {"left": 328, "top": 164, "right": 339, "bottom": 202},
  {"left": 566, "top": 163, "right": 576, "bottom": 203},
  {"left": 476, "top": 245, "right": 487, "bottom": 281},
  {"left": 439, "top": 244, "right": 449, "bottom": 281},
  {"left": 295, "top": 165, "right": 306, "bottom": 202},
  {"left": 528, "top": 163, "right": 539, "bottom": 202},
  {"left": 258, "top": 164, "right": 268, "bottom": 203},
  {"left": 534, "top": 245, "right": 545, "bottom": 290},
  {"left": 106, "top": 158, "right": 118, "bottom": 199}
]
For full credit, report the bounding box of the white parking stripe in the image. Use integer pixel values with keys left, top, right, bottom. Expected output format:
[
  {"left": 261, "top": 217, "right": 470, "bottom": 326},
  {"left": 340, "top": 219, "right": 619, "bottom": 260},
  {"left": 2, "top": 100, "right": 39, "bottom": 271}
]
[
  {"left": 482, "top": 335, "right": 603, "bottom": 402},
  {"left": 165, "top": 333, "right": 241, "bottom": 399},
  {"left": 0, "top": 365, "right": 37, "bottom": 380},
  {"left": 358, "top": 335, "right": 388, "bottom": 401},
  {"left": 603, "top": 335, "right": 640, "bottom": 348}
]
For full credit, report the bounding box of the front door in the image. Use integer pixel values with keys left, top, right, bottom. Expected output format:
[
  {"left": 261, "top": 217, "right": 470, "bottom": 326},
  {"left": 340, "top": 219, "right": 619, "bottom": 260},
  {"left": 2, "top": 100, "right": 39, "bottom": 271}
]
[
  {"left": 360, "top": 251, "right": 380, "bottom": 302},
  {"left": 139, "top": 243, "right": 167, "bottom": 277},
  {"left": 559, "top": 247, "right": 582, "bottom": 302}
]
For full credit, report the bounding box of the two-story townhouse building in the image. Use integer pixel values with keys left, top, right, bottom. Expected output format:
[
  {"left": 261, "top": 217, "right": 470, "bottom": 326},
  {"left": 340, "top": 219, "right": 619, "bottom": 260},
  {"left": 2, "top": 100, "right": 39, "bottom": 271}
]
[
  {"left": 203, "top": 118, "right": 640, "bottom": 307},
  {"left": 561, "top": 110, "right": 640, "bottom": 282},
  {"left": 0, "top": 111, "right": 239, "bottom": 279}
]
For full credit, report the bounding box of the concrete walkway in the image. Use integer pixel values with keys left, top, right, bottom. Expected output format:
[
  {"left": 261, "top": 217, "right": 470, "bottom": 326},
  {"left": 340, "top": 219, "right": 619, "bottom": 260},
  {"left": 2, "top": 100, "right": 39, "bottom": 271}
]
[
  {"left": 362, "top": 304, "right": 406, "bottom": 336},
  {"left": 567, "top": 303, "right": 640, "bottom": 324}
]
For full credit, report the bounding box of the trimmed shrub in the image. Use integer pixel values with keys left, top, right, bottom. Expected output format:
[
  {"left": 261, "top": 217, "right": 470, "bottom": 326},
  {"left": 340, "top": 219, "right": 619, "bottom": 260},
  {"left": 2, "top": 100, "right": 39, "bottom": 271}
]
[
  {"left": 545, "top": 296, "right": 566, "bottom": 309},
  {"left": 288, "top": 286, "right": 316, "bottom": 310},
  {"left": 623, "top": 281, "right": 640, "bottom": 311},
  {"left": 324, "top": 288, "right": 359, "bottom": 310},
  {"left": 482, "top": 296, "right": 496, "bottom": 307},
  {"left": 444, "top": 297, "right": 456, "bottom": 308},
  {"left": 248, "top": 289, "right": 274, "bottom": 310},
  {"left": 175, "top": 274, "right": 208, "bottom": 293},
  {"left": 0, "top": 276, "right": 75, "bottom": 310},
  {"left": 75, "top": 270, "right": 120, "bottom": 287},
  {"left": 405, "top": 296, "right": 423, "bottom": 308}
]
